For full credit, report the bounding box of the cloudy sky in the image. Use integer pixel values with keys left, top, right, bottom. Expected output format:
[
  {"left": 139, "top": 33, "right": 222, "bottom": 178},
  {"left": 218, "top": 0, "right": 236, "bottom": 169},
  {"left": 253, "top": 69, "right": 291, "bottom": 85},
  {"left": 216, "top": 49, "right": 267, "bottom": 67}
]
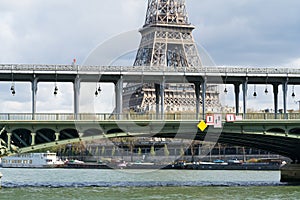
[{"left": 0, "top": 0, "right": 300, "bottom": 114}]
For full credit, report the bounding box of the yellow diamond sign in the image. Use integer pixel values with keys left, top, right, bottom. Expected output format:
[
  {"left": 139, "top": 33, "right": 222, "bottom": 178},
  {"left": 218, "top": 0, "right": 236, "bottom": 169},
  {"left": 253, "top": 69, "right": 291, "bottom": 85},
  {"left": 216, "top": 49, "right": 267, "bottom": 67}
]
[{"left": 197, "top": 120, "right": 208, "bottom": 132}]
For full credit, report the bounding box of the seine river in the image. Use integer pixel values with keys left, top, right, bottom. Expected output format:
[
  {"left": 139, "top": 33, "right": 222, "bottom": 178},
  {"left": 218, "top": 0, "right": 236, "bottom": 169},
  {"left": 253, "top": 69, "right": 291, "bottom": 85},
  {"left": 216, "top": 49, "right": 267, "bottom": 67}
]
[{"left": 0, "top": 168, "right": 299, "bottom": 199}]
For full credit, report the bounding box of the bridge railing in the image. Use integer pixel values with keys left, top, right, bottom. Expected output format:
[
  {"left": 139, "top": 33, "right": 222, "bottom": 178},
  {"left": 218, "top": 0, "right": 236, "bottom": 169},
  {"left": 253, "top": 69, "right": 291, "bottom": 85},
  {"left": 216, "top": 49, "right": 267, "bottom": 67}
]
[{"left": 0, "top": 113, "right": 299, "bottom": 121}]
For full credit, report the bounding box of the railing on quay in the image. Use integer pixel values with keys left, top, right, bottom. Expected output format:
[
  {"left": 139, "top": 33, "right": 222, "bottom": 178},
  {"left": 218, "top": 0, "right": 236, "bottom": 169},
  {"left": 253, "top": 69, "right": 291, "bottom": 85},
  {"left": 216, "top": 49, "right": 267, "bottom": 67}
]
[{"left": 0, "top": 113, "right": 299, "bottom": 121}]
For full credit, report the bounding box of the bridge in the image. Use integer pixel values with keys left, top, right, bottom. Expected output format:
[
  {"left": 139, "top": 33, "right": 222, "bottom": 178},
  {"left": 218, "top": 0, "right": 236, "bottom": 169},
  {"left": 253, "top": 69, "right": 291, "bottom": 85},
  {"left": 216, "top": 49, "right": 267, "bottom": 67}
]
[
  {"left": 1, "top": 64, "right": 300, "bottom": 120},
  {"left": 0, "top": 113, "right": 300, "bottom": 162},
  {"left": 1, "top": 65, "right": 300, "bottom": 182}
]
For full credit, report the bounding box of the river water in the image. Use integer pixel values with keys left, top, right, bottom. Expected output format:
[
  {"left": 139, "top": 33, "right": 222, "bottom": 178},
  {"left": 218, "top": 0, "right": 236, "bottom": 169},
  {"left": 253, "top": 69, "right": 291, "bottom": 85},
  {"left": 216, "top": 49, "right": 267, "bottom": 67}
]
[{"left": 0, "top": 168, "right": 299, "bottom": 199}]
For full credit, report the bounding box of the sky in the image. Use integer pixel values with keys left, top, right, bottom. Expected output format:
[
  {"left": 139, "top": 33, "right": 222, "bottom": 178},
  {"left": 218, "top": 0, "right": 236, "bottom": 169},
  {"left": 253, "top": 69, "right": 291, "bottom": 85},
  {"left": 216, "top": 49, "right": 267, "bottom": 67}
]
[{"left": 0, "top": 0, "right": 300, "bottom": 113}]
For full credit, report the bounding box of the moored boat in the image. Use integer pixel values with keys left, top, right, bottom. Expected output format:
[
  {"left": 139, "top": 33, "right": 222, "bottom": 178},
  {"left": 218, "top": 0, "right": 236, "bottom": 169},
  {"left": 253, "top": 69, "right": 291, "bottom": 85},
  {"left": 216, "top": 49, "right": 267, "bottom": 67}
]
[{"left": 1, "top": 152, "right": 64, "bottom": 168}]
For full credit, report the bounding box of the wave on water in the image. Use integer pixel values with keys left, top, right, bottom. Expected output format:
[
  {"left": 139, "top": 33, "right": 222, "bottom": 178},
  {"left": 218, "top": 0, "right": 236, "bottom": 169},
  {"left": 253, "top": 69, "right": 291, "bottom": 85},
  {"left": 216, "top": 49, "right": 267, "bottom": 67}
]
[{"left": 1, "top": 181, "right": 287, "bottom": 188}]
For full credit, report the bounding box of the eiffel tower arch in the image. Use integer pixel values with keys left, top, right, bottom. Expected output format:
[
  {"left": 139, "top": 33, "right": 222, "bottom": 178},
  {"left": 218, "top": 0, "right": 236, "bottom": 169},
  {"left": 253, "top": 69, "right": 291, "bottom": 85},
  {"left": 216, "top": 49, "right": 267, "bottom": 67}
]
[{"left": 123, "top": 0, "right": 220, "bottom": 117}]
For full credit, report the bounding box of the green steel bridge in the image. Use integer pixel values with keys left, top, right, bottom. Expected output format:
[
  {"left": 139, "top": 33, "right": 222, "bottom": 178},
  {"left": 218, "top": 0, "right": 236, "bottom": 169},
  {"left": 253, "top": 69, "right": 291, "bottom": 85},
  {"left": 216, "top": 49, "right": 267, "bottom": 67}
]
[{"left": 1, "top": 113, "right": 300, "bottom": 164}]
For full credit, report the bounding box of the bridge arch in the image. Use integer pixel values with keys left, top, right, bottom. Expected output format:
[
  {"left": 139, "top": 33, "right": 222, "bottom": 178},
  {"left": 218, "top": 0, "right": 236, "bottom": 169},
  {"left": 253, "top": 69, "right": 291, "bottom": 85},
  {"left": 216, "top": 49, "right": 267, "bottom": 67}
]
[
  {"left": 11, "top": 128, "right": 31, "bottom": 148},
  {"left": 289, "top": 128, "right": 300, "bottom": 135},
  {"left": 83, "top": 128, "right": 103, "bottom": 137},
  {"left": 106, "top": 128, "right": 124, "bottom": 134},
  {"left": 59, "top": 128, "right": 79, "bottom": 140},
  {"left": 266, "top": 128, "right": 285, "bottom": 134},
  {"left": 35, "top": 128, "right": 56, "bottom": 145}
]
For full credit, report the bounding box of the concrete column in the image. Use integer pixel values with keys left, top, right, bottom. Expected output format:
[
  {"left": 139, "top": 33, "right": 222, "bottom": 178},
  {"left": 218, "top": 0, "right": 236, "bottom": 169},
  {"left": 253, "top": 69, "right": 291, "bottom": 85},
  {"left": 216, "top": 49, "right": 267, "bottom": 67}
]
[
  {"left": 195, "top": 82, "right": 201, "bottom": 120},
  {"left": 282, "top": 79, "right": 288, "bottom": 119},
  {"left": 31, "top": 77, "right": 38, "bottom": 120},
  {"left": 115, "top": 76, "right": 123, "bottom": 119},
  {"left": 273, "top": 84, "right": 279, "bottom": 119},
  {"left": 160, "top": 77, "right": 165, "bottom": 119},
  {"left": 7, "top": 133, "right": 12, "bottom": 151},
  {"left": 155, "top": 84, "right": 160, "bottom": 119},
  {"left": 73, "top": 75, "right": 81, "bottom": 119},
  {"left": 55, "top": 133, "right": 60, "bottom": 141},
  {"left": 234, "top": 83, "right": 240, "bottom": 115},
  {"left": 242, "top": 78, "right": 248, "bottom": 119},
  {"left": 31, "top": 133, "right": 36, "bottom": 146},
  {"left": 201, "top": 77, "right": 207, "bottom": 120}
]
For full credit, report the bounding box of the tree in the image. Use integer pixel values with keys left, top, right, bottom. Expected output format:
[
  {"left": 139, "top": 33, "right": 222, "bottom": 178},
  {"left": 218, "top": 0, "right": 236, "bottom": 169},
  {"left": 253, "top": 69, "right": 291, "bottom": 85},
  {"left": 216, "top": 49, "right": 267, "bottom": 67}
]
[{"left": 164, "top": 144, "right": 170, "bottom": 157}]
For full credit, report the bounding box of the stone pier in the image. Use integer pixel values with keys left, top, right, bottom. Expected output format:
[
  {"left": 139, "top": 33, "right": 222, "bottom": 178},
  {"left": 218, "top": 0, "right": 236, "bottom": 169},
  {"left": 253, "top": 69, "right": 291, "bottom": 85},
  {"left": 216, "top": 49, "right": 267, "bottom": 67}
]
[{"left": 281, "top": 164, "right": 300, "bottom": 182}]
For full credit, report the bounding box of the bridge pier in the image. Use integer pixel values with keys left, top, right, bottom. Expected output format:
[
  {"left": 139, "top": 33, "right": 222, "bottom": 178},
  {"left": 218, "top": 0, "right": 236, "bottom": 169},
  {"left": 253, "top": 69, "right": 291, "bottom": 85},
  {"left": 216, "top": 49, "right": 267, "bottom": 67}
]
[
  {"left": 73, "top": 75, "right": 81, "bottom": 120},
  {"left": 7, "top": 133, "right": 12, "bottom": 152},
  {"left": 273, "top": 84, "right": 279, "bottom": 119},
  {"left": 282, "top": 79, "right": 288, "bottom": 119},
  {"left": 115, "top": 76, "right": 123, "bottom": 120},
  {"left": 195, "top": 82, "right": 201, "bottom": 120},
  {"left": 31, "top": 133, "right": 36, "bottom": 146},
  {"left": 160, "top": 78, "right": 165, "bottom": 120},
  {"left": 55, "top": 133, "right": 60, "bottom": 141},
  {"left": 281, "top": 164, "right": 300, "bottom": 182},
  {"left": 234, "top": 83, "right": 240, "bottom": 115},
  {"left": 242, "top": 79, "right": 248, "bottom": 119},
  {"left": 31, "top": 77, "right": 38, "bottom": 120},
  {"left": 155, "top": 84, "right": 160, "bottom": 119},
  {"left": 201, "top": 77, "right": 207, "bottom": 120}
]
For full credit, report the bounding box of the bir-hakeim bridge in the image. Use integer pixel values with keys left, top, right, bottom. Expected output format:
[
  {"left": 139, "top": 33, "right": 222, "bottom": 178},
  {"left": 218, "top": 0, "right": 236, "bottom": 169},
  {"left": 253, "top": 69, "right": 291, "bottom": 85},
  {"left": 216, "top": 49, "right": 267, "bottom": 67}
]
[{"left": 1, "top": 0, "right": 300, "bottom": 182}]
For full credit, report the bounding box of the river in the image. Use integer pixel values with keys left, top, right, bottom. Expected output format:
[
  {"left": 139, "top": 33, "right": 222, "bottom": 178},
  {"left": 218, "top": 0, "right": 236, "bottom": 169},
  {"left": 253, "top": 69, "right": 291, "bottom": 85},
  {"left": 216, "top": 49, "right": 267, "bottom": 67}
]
[{"left": 0, "top": 168, "right": 299, "bottom": 199}]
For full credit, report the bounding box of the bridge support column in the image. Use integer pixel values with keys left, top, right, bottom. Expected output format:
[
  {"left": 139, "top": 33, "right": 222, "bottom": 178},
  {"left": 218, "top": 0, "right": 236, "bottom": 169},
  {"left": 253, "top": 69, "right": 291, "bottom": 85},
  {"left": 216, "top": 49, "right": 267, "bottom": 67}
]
[
  {"left": 31, "top": 133, "right": 36, "bottom": 146},
  {"left": 273, "top": 84, "right": 279, "bottom": 119},
  {"left": 7, "top": 133, "right": 12, "bottom": 152},
  {"left": 281, "top": 164, "right": 300, "bottom": 182},
  {"left": 31, "top": 77, "right": 38, "bottom": 120},
  {"left": 155, "top": 84, "right": 160, "bottom": 119},
  {"left": 73, "top": 75, "right": 81, "bottom": 120},
  {"left": 242, "top": 78, "right": 248, "bottom": 119},
  {"left": 234, "top": 83, "right": 240, "bottom": 115},
  {"left": 160, "top": 77, "right": 165, "bottom": 120},
  {"left": 282, "top": 79, "right": 288, "bottom": 119},
  {"left": 115, "top": 76, "right": 123, "bottom": 120},
  {"left": 201, "top": 77, "right": 207, "bottom": 120},
  {"left": 55, "top": 133, "right": 60, "bottom": 141},
  {"left": 195, "top": 82, "right": 201, "bottom": 120}
]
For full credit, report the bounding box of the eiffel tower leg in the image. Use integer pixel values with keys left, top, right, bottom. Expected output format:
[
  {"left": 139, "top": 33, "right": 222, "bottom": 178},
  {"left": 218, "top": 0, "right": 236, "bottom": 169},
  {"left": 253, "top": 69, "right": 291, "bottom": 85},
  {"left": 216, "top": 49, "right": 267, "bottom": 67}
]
[
  {"left": 155, "top": 84, "right": 160, "bottom": 119},
  {"left": 195, "top": 82, "right": 201, "bottom": 120}
]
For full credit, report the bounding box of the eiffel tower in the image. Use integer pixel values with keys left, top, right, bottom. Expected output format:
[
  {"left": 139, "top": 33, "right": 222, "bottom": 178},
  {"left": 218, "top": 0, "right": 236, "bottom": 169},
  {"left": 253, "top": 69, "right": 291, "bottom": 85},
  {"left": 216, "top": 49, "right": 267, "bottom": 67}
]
[{"left": 123, "top": 0, "right": 220, "bottom": 114}]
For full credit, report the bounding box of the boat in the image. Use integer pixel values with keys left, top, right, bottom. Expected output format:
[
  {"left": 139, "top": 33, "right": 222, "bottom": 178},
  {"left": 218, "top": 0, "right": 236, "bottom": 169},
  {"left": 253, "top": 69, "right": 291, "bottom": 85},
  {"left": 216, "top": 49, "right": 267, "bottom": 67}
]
[{"left": 1, "top": 152, "right": 64, "bottom": 168}]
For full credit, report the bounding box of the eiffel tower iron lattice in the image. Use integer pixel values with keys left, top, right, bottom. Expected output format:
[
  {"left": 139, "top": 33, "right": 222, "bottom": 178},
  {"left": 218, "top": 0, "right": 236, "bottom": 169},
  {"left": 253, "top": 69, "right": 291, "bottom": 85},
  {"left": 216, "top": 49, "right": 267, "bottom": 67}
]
[
  {"left": 123, "top": 0, "right": 220, "bottom": 115},
  {"left": 134, "top": 0, "right": 202, "bottom": 68}
]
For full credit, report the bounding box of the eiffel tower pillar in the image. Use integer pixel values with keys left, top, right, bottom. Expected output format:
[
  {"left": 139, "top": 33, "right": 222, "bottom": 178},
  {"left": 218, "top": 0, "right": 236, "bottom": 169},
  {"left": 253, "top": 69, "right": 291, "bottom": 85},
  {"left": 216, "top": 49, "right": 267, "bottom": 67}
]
[{"left": 123, "top": 0, "right": 220, "bottom": 116}]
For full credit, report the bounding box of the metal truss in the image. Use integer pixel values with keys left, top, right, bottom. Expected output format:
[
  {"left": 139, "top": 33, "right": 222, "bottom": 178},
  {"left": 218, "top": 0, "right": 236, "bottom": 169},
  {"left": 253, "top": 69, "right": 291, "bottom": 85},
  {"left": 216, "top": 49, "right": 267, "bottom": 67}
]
[{"left": 134, "top": 0, "right": 202, "bottom": 68}]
